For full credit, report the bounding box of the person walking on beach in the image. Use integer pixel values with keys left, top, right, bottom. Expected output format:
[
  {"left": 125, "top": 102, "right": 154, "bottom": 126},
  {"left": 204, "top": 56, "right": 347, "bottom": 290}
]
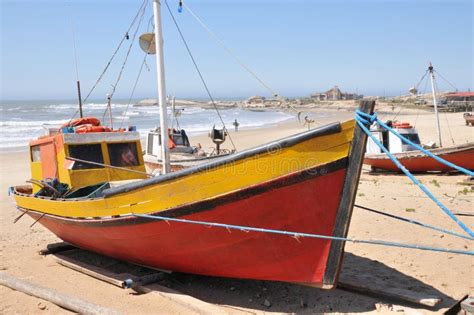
[{"left": 233, "top": 119, "right": 240, "bottom": 132}]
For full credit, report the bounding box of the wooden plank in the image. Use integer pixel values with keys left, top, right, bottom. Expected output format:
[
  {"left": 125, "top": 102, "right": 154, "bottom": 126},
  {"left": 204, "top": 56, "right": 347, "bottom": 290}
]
[
  {"left": 460, "top": 296, "right": 474, "bottom": 314},
  {"left": 122, "top": 273, "right": 166, "bottom": 289},
  {"left": 338, "top": 279, "right": 441, "bottom": 307},
  {"left": 0, "top": 272, "right": 119, "bottom": 315},
  {"left": 54, "top": 252, "right": 244, "bottom": 314},
  {"left": 55, "top": 254, "right": 131, "bottom": 288},
  {"left": 55, "top": 252, "right": 168, "bottom": 291},
  {"left": 444, "top": 294, "right": 468, "bottom": 315},
  {"left": 323, "top": 100, "right": 376, "bottom": 287}
]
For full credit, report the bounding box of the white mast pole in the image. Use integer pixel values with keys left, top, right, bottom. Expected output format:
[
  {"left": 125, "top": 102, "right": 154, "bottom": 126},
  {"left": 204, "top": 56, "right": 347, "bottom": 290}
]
[
  {"left": 153, "top": 0, "right": 170, "bottom": 173},
  {"left": 428, "top": 62, "right": 442, "bottom": 147}
]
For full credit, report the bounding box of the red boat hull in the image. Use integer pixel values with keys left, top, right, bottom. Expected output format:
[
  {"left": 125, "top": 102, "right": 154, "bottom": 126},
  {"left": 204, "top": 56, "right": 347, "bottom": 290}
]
[
  {"left": 364, "top": 145, "right": 474, "bottom": 172},
  {"left": 27, "top": 164, "right": 347, "bottom": 284}
]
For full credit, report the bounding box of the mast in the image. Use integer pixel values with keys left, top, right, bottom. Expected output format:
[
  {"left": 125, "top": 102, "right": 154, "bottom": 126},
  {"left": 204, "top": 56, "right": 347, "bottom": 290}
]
[
  {"left": 106, "top": 94, "right": 113, "bottom": 129},
  {"left": 76, "top": 81, "right": 83, "bottom": 118},
  {"left": 152, "top": 0, "right": 171, "bottom": 173},
  {"left": 428, "top": 62, "right": 442, "bottom": 147}
]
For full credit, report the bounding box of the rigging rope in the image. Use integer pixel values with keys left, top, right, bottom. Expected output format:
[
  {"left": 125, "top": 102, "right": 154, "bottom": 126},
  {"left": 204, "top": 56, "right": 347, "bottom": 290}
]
[
  {"left": 413, "top": 74, "right": 430, "bottom": 128},
  {"left": 70, "top": 20, "right": 80, "bottom": 82},
  {"left": 434, "top": 69, "right": 458, "bottom": 92},
  {"left": 356, "top": 110, "right": 474, "bottom": 238},
  {"left": 442, "top": 109, "right": 456, "bottom": 145},
  {"left": 413, "top": 69, "right": 429, "bottom": 92},
  {"left": 432, "top": 77, "right": 456, "bottom": 145},
  {"left": 391, "top": 105, "right": 403, "bottom": 122},
  {"left": 132, "top": 213, "right": 473, "bottom": 256},
  {"left": 102, "top": 0, "right": 148, "bottom": 124},
  {"left": 163, "top": 0, "right": 237, "bottom": 151},
  {"left": 63, "top": 0, "right": 148, "bottom": 126},
  {"left": 354, "top": 204, "right": 474, "bottom": 241},
  {"left": 179, "top": 1, "right": 309, "bottom": 123},
  {"left": 83, "top": 0, "right": 148, "bottom": 104},
  {"left": 108, "top": 0, "right": 148, "bottom": 100},
  {"left": 182, "top": 1, "right": 278, "bottom": 98},
  {"left": 119, "top": 52, "right": 150, "bottom": 129}
]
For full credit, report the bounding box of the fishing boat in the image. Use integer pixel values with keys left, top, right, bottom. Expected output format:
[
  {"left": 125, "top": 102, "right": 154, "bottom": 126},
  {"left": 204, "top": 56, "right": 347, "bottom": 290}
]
[
  {"left": 144, "top": 125, "right": 233, "bottom": 173},
  {"left": 364, "top": 63, "right": 474, "bottom": 173},
  {"left": 10, "top": 0, "right": 374, "bottom": 287},
  {"left": 364, "top": 120, "right": 474, "bottom": 172},
  {"left": 464, "top": 112, "right": 474, "bottom": 126}
]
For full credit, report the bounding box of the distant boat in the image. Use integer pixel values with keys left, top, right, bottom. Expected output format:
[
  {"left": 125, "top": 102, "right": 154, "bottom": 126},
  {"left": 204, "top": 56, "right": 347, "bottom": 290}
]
[
  {"left": 143, "top": 125, "right": 232, "bottom": 173},
  {"left": 364, "top": 125, "right": 474, "bottom": 172},
  {"left": 143, "top": 97, "right": 233, "bottom": 173},
  {"left": 464, "top": 112, "right": 474, "bottom": 126},
  {"left": 364, "top": 63, "right": 474, "bottom": 173}
]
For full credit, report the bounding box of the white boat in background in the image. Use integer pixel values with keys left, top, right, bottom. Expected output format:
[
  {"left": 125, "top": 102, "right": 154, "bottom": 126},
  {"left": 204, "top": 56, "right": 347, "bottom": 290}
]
[
  {"left": 364, "top": 63, "right": 474, "bottom": 173},
  {"left": 143, "top": 125, "right": 233, "bottom": 173},
  {"left": 366, "top": 121, "right": 421, "bottom": 155}
]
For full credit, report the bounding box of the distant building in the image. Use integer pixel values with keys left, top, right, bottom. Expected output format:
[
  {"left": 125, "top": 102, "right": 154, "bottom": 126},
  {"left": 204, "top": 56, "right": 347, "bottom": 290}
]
[
  {"left": 311, "top": 86, "right": 362, "bottom": 101},
  {"left": 445, "top": 92, "right": 474, "bottom": 102},
  {"left": 246, "top": 95, "right": 266, "bottom": 104},
  {"left": 445, "top": 92, "right": 474, "bottom": 111}
]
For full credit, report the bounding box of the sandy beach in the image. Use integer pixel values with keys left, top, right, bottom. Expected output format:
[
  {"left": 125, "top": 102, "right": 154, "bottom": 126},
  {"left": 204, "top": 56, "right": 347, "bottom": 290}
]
[{"left": 0, "top": 105, "right": 472, "bottom": 314}]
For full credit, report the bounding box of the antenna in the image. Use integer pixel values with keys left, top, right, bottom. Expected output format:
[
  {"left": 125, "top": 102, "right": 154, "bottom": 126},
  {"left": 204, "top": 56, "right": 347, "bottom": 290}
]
[
  {"left": 70, "top": 12, "right": 83, "bottom": 118},
  {"left": 428, "top": 62, "right": 442, "bottom": 147}
]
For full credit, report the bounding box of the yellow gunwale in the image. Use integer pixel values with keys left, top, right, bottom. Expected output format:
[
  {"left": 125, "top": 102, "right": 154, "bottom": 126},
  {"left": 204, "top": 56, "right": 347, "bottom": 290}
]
[{"left": 14, "top": 120, "right": 355, "bottom": 218}]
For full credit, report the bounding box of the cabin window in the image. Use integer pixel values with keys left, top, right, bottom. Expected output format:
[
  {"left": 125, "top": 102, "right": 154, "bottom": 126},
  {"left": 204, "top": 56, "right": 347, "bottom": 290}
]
[
  {"left": 403, "top": 134, "right": 421, "bottom": 144},
  {"left": 172, "top": 132, "right": 189, "bottom": 146},
  {"left": 68, "top": 144, "right": 104, "bottom": 169},
  {"left": 173, "top": 135, "right": 184, "bottom": 146},
  {"left": 31, "top": 145, "right": 41, "bottom": 162},
  {"left": 147, "top": 133, "right": 154, "bottom": 155},
  {"left": 108, "top": 143, "right": 139, "bottom": 167}
]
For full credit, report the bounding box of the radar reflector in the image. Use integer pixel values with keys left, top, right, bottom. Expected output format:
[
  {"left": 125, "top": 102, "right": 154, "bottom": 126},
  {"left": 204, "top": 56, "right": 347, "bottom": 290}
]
[
  {"left": 139, "top": 33, "right": 156, "bottom": 55},
  {"left": 409, "top": 87, "right": 418, "bottom": 95}
]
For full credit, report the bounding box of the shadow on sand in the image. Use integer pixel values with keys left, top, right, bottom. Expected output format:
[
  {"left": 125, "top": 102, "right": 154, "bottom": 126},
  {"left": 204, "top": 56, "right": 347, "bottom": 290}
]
[{"left": 53, "top": 248, "right": 455, "bottom": 313}]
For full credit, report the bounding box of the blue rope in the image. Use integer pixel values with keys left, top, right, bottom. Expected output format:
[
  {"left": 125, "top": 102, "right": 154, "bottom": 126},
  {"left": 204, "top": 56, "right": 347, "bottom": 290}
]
[
  {"left": 355, "top": 204, "right": 474, "bottom": 241},
  {"left": 356, "top": 110, "right": 473, "bottom": 176},
  {"left": 133, "top": 213, "right": 474, "bottom": 256},
  {"left": 355, "top": 111, "right": 474, "bottom": 238}
]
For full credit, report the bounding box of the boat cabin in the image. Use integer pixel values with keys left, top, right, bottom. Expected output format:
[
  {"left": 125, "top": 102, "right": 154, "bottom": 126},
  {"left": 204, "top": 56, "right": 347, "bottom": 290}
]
[
  {"left": 146, "top": 128, "right": 194, "bottom": 158},
  {"left": 29, "top": 120, "right": 146, "bottom": 193},
  {"left": 366, "top": 121, "right": 421, "bottom": 154}
]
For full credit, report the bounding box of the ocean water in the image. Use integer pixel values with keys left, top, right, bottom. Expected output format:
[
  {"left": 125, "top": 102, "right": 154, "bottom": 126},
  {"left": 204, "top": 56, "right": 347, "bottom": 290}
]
[{"left": 0, "top": 100, "right": 295, "bottom": 151}]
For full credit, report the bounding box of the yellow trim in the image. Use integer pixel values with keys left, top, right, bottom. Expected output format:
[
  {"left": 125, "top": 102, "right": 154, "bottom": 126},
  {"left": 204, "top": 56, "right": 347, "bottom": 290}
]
[
  {"left": 56, "top": 146, "right": 71, "bottom": 187},
  {"left": 15, "top": 120, "right": 355, "bottom": 218},
  {"left": 63, "top": 140, "right": 147, "bottom": 189},
  {"left": 30, "top": 162, "right": 43, "bottom": 193}
]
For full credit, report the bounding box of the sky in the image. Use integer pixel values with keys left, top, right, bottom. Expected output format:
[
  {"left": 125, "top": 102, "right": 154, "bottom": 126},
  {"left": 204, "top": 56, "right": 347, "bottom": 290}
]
[{"left": 1, "top": 0, "right": 473, "bottom": 101}]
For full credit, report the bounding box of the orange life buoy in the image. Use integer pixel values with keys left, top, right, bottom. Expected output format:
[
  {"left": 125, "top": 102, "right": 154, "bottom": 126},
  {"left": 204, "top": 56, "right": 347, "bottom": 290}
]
[
  {"left": 61, "top": 117, "right": 101, "bottom": 128},
  {"left": 393, "top": 122, "right": 412, "bottom": 129},
  {"left": 75, "top": 125, "right": 112, "bottom": 133}
]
